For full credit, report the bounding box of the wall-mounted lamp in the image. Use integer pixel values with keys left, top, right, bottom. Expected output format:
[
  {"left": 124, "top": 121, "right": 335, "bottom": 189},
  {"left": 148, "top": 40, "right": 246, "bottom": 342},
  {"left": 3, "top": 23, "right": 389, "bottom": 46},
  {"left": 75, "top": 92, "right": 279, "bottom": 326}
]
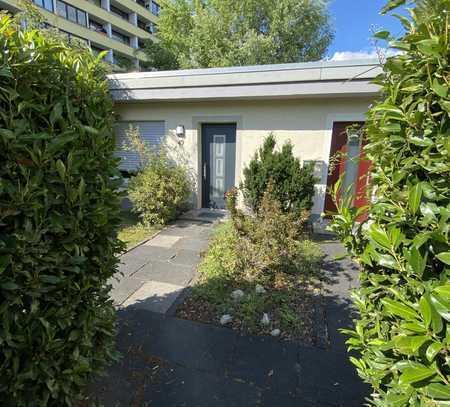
[{"left": 175, "top": 125, "right": 185, "bottom": 138}]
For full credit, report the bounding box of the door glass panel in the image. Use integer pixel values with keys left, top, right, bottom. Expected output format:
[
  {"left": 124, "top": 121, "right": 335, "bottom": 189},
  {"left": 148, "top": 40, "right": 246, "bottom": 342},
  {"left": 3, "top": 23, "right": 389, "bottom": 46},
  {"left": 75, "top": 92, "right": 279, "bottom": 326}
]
[
  {"left": 342, "top": 132, "right": 361, "bottom": 201},
  {"left": 212, "top": 135, "right": 225, "bottom": 199}
]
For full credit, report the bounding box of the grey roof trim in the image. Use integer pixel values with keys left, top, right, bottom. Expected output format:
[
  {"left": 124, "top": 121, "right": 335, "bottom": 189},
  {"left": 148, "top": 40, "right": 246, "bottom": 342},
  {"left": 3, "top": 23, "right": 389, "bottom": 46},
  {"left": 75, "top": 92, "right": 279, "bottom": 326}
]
[
  {"left": 111, "top": 79, "right": 380, "bottom": 102},
  {"left": 109, "top": 58, "right": 380, "bottom": 80},
  {"left": 108, "top": 59, "right": 382, "bottom": 102}
]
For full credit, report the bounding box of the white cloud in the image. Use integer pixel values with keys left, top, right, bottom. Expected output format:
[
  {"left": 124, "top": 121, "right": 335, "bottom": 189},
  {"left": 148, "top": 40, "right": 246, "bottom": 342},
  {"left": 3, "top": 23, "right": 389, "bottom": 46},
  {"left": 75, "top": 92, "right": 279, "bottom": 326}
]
[{"left": 329, "top": 48, "right": 400, "bottom": 62}]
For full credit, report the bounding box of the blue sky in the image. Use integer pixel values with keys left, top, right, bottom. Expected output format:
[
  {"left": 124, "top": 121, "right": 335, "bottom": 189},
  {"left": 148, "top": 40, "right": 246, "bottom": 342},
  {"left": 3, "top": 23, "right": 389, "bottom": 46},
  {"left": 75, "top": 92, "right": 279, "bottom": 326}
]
[{"left": 327, "top": 0, "right": 407, "bottom": 60}]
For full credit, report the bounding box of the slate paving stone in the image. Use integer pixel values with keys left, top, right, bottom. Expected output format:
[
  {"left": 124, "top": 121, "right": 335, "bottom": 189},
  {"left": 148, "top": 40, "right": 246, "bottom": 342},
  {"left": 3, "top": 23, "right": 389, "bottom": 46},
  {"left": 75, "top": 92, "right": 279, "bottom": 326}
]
[
  {"left": 296, "top": 345, "right": 368, "bottom": 406},
  {"left": 260, "top": 389, "right": 329, "bottom": 407},
  {"left": 109, "top": 277, "right": 145, "bottom": 306},
  {"left": 88, "top": 306, "right": 370, "bottom": 406},
  {"left": 122, "top": 281, "right": 185, "bottom": 314},
  {"left": 160, "top": 221, "right": 211, "bottom": 238},
  {"left": 126, "top": 244, "right": 177, "bottom": 263},
  {"left": 173, "top": 237, "right": 210, "bottom": 252},
  {"left": 117, "top": 253, "right": 150, "bottom": 277},
  {"left": 132, "top": 261, "right": 196, "bottom": 286},
  {"left": 142, "top": 364, "right": 262, "bottom": 407},
  {"left": 119, "top": 312, "right": 237, "bottom": 374},
  {"left": 225, "top": 334, "right": 300, "bottom": 392},
  {"left": 169, "top": 249, "right": 201, "bottom": 267},
  {"left": 144, "top": 234, "right": 182, "bottom": 248}
]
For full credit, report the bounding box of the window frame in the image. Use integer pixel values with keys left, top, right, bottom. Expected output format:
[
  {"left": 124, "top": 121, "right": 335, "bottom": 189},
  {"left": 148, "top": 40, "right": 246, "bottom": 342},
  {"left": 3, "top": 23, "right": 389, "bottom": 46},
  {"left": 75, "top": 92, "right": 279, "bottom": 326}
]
[
  {"left": 55, "top": 0, "right": 88, "bottom": 27},
  {"left": 151, "top": 1, "right": 160, "bottom": 16}
]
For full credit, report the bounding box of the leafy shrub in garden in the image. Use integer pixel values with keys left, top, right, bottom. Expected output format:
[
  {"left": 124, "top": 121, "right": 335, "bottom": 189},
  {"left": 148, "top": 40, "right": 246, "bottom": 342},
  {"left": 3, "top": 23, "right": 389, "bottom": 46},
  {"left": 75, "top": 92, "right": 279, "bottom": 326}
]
[
  {"left": 0, "top": 14, "right": 123, "bottom": 405},
  {"left": 241, "top": 134, "right": 317, "bottom": 216},
  {"left": 329, "top": 0, "right": 450, "bottom": 404},
  {"left": 227, "top": 184, "right": 322, "bottom": 281},
  {"left": 125, "top": 126, "right": 192, "bottom": 225}
]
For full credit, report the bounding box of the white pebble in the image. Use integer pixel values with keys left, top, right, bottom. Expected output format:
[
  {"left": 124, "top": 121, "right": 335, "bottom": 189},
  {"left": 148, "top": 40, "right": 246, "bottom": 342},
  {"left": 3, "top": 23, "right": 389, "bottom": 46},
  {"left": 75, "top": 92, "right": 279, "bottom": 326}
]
[
  {"left": 271, "top": 329, "right": 281, "bottom": 337},
  {"left": 230, "top": 289, "right": 245, "bottom": 301},
  {"left": 220, "top": 314, "right": 233, "bottom": 325},
  {"left": 261, "top": 313, "right": 270, "bottom": 326}
]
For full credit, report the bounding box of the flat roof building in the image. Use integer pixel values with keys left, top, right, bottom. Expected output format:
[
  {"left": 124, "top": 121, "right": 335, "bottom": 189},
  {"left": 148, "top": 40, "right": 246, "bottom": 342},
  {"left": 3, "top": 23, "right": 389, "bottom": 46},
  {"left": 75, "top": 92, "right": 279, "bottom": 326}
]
[{"left": 108, "top": 59, "right": 382, "bottom": 220}]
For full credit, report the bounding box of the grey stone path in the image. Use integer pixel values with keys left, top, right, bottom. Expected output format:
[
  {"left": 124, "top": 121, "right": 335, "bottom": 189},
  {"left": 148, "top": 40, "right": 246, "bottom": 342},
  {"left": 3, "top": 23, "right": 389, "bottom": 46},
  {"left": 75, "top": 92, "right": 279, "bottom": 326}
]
[
  {"left": 87, "top": 238, "right": 369, "bottom": 406},
  {"left": 111, "top": 210, "right": 227, "bottom": 314}
]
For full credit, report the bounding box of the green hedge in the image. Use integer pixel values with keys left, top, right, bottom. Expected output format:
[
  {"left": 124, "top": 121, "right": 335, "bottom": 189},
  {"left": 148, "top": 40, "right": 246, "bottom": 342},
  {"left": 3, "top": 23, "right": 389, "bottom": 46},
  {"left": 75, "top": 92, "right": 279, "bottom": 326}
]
[
  {"left": 0, "top": 14, "right": 123, "bottom": 405},
  {"left": 330, "top": 0, "right": 450, "bottom": 404}
]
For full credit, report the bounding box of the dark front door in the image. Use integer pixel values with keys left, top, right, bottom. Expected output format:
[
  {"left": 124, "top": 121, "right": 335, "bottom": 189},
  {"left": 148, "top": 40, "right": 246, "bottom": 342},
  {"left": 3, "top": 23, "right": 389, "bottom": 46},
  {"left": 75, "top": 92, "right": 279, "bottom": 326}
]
[
  {"left": 201, "top": 123, "right": 236, "bottom": 209},
  {"left": 325, "top": 121, "right": 370, "bottom": 214}
]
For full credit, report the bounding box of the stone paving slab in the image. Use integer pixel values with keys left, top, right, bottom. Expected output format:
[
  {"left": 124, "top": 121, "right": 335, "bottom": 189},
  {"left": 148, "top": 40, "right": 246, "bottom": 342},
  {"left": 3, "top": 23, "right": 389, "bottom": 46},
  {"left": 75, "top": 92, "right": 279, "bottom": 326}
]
[
  {"left": 144, "top": 234, "right": 182, "bottom": 248},
  {"left": 169, "top": 249, "right": 201, "bottom": 267},
  {"left": 173, "top": 237, "right": 210, "bottom": 252},
  {"left": 122, "top": 281, "right": 185, "bottom": 314},
  {"left": 132, "top": 261, "right": 196, "bottom": 287},
  {"left": 110, "top": 277, "right": 145, "bottom": 306},
  {"left": 111, "top": 213, "right": 218, "bottom": 313}
]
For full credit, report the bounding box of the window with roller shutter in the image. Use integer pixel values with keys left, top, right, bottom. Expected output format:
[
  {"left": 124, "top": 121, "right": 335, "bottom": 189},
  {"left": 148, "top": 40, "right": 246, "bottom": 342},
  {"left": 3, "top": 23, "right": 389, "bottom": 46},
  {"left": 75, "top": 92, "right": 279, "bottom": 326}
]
[{"left": 114, "top": 121, "right": 165, "bottom": 173}]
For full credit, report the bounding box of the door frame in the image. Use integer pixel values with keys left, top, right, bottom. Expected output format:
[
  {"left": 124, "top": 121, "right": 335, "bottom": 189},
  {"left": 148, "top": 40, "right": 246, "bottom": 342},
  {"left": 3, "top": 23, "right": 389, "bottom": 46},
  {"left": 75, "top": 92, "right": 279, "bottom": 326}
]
[
  {"left": 200, "top": 122, "right": 237, "bottom": 209},
  {"left": 192, "top": 115, "right": 242, "bottom": 209},
  {"left": 320, "top": 113, "right": 367, "bottom": 215}
]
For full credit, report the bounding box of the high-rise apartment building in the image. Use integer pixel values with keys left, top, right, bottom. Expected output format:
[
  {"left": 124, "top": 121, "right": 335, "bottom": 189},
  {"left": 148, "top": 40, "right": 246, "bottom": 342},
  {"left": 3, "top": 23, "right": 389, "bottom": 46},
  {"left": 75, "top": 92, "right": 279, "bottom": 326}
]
[{"left": 0, "top": 0, "right": 160, "bottom": 70}]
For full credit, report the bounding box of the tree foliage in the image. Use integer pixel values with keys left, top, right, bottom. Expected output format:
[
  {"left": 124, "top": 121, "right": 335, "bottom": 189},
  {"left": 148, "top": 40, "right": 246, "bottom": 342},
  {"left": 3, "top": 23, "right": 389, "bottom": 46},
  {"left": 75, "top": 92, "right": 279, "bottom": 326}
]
[
  {"left": 144, "top": 0, "right": 333, "bottom": 70},
  {"left": 329, "top": 0, "right": 450, "bottom": 404},
  {"left": 241, "top": 134, "right": 318, "bottom": 217},
  {"left": 0, "top": 13, "right": 123, "bottom": 405},
  {"left": 139, "top": 38, "right": 180, "bottom": 71}
]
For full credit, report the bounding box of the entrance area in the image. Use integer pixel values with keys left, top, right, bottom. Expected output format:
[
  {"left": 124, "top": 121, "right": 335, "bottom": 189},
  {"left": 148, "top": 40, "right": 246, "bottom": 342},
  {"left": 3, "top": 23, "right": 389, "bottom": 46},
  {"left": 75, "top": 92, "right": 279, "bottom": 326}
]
[
  {"left": 324, "top": 121, "right": 370, "bottom": 214},
  {"left": 201, "top": 123, "right": 236, "bottom": 209}
]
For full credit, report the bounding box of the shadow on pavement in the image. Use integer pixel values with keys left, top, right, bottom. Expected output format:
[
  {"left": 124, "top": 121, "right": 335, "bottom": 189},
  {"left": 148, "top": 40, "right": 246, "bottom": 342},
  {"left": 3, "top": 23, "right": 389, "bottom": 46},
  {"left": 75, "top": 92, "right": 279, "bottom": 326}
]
[{"left": 83, "top": 242, "right": 369, "bottom": 407}]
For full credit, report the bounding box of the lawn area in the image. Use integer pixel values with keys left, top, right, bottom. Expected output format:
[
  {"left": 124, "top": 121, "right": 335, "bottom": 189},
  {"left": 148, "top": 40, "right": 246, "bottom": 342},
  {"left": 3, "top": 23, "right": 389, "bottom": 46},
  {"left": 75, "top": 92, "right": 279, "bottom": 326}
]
[{"left": 118, "top": 210, "right": 160, "bottom": 249}]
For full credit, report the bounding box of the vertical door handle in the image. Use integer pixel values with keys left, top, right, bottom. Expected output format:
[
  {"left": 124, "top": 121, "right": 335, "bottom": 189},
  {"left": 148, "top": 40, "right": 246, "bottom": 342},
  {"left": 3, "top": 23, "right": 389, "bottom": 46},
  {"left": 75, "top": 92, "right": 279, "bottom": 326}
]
[{"left": 203, "top": 162, "right": 207, "bottom": 180}]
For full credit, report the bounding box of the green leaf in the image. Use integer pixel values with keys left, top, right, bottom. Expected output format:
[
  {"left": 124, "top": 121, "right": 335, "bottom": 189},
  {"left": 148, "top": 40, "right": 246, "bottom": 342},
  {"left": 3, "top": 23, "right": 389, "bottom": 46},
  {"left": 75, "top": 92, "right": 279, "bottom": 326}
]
[
  {"left": 416, "top": 38, "right": 441, "bottom": 57},
  {"left": 434, "top": 285, "right": 450, "bottom": 300},
  {"left": 56, "top": 160, "right": 66, "bottom": 180},
  {"left": 432, "top": 78, "right": 448, "bottom": 98},
  {"left": 382, "top": 298, "right": 418, "bottom": 320},
  {"left": 409, "top": 136, "right": 434, "bottom": 147},
  {"left": 379, "top": 254, "right": 399, "bottom": 269},
  {"left": 436, "top": 252, "right": 450, "bottom": 265},
  {"left": 381, "top": 0, "right": 407, "bottom": 14},
  {"left": 430, "top": 294, "right": 450, "bottom": 321},
  {"left": 0, "top": 255, "right": 11, "bottom": 273},
  {"left": 386, "top": 391, "right": 412, "bottom": 406},
  {"left": 1, "top": 281, "right": 19, "bottom": 290},
  {"left": 408, "top": 183, "right": 422, "bottom": 215},
  {"left": 398, "top": 365, "right": 436, "bottom": 384},
  {"left": 409, "top": 246, "right": 427, "bottom": 276},
  {"left": 373, "top": 30, "right": 391, "bottom": 40},
  {"left": 50, "top": 102, "right": 63, "bottom": 125},
  {"left": 426, "top": 383, "right": 450, "bottom": 400},
  {"left": 419, "top": 296, "right": 432, "bottom": 327},
  {"left": 369, "top": 224, "right": 391, "bottom": 249},
  {"left": 425, "top": 342, "right": 442, "bottom": 362},
  {"left": 40, "top": 275, "right": 62, "bottom": 284}
]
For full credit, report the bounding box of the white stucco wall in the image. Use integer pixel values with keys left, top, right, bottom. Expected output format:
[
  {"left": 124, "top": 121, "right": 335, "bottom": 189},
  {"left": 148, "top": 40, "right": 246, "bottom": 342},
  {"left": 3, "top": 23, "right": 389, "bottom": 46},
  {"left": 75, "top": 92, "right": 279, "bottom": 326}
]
[{"left": 114, "top": 97, "right": 374, "bottom": 215}]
